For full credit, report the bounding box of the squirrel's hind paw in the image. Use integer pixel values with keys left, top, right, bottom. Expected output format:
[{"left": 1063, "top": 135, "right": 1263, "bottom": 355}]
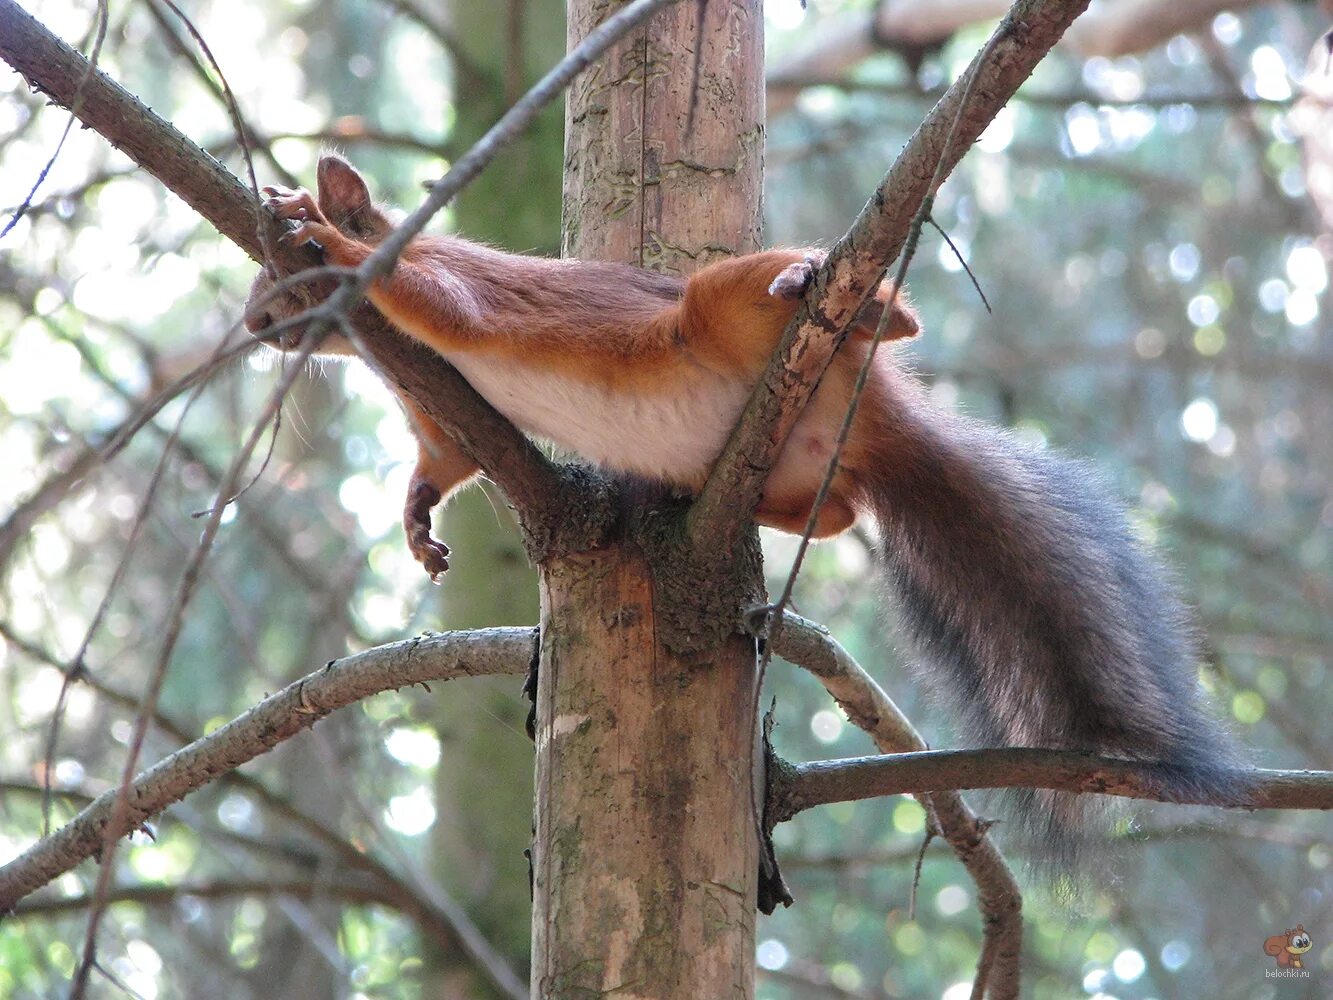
[{"left": 405, "top": 479, "right": 451, "bottom": 581}]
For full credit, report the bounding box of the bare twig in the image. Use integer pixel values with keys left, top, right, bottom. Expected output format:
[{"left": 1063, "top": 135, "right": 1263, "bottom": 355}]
[
  {"left": 137, "top": 0, "right": 300, "bottom": 189},
  {"left": 377, "top": 0, "right": 494, "bottom": 91},
  {"left": 767, "top": 75, "right": 1300, "bottom": 111},
  {"left": 71, "top": 329, "right": 329, "bottom": 997},
  {"left": 1, "top": 1, "right": 107, "bottom": 238}
]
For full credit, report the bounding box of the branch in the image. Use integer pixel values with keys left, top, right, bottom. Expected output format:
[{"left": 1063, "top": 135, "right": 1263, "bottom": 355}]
[
  {"left": 12, "top": 878, "right": 394, "bottom": 919},
  {"left": 687, "top": 0, "right": 1091, "bottom": 559},
  {"left": 0, "top": 628, "right": 534, "bottom": 911},
  {"left": 776, "top": 750, "right": 1333, "bottom": 821},
  {"left": 768, "top": 612, "right": 1022, "bottom": 1000},
  {"left": 3, "top": 623, "right": 533, "bottom": 999},
  {"left": 768, "top": 76, "right": 1297, "bottom": 111}
]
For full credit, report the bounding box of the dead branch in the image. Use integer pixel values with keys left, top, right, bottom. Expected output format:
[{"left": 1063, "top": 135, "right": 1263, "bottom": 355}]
[
  {"left": 768, "top": 612, "right": 1022, "bottom": 1000},
  {"left": 776, "top": 750, "right": 1333, "bottom": 819},
  {"left": 0, "top": 628, "right": 535, "bottom": 911},
  {"left": 768, "top": 0, "right": 1277, "bottom": 117}
]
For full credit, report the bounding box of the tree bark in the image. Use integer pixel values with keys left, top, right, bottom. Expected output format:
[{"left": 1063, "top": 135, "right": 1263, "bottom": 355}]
[
  {"left": 561, "top": 0, "right": 764, "bottom": 269},
  {"left": 531, "top": 2, "right": 765, "bottom": 996}
]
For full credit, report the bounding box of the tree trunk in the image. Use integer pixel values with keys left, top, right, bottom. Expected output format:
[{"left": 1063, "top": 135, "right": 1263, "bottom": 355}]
[{"left": 531, "top": 2, "right": 766, "bottom": 996}]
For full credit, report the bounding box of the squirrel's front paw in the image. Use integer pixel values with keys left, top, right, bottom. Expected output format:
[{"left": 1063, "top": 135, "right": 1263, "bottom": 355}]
[
  {"left": 404, "top": 479, "right": 450, "bottom": 581},
  {"left": 768, "top": 250, "right": 828, "bottom": 299},
  {"left": 263, "top": 185, "right": 321, "bottom": 222},
  {"left": 263, "top": 186, "right": 337, "bottom": 249}
]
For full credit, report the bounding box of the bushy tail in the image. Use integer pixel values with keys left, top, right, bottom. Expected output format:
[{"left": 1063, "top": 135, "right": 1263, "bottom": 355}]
[{"left": 857, "top": 385, "right": 1245, "bottom": 866}]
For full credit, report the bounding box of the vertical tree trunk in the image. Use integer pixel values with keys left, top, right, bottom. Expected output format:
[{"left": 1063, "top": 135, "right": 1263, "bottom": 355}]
[
  {"left": 532, "top": 2, "right": 765, "bottom": 997},
  {"left": 561, "top": 0, "right": 765, "bottom": 267}
]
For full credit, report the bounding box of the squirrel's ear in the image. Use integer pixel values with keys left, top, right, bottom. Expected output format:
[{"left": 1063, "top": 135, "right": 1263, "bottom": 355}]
[
  {"left": 852, "top": 283, "right": 920, "bottom": 342},
  {"left": 316, "top": 154, "right": 372, "bottom": 214}
]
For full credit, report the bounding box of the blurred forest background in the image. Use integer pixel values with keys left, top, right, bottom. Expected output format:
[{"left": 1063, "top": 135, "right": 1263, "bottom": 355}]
[{"left": 1, "top": 0, "right": 1331, "bottom": 998}]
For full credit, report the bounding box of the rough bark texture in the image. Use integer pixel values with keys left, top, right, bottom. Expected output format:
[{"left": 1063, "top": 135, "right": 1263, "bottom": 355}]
[
  {"left": 562, "top": 0, "right": 764, "bottom": 270},
  {"left": 531, "top": 2, "right": 765, "bottom": 996},
  {"left": 532, "top": 549, "right": 759, "bottom": 998}
]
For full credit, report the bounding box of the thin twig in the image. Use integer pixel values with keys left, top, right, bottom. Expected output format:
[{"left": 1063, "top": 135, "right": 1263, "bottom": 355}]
[
  {"left": 927, "top": 215, "right": 991, "bottom": 313},
  {"left": 1, "top": 1, "right": 108, "bottom": 238},
  {"left": 70, "top": 328, "right": 329, "bottom": 998},
  {"left": 761, "top": 611, "right": 1024, "bottom": 999},
  {"left": 150, "top": 0, "right": 271, "bottom": 265}
]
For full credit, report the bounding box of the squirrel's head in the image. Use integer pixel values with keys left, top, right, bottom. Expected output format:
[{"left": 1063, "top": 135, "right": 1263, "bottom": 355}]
[
  {"left": 242, "top": 265, "right": 353, "bottom": 356},
  {"left": 1286, "top": 927, "right": 1312, "bottom": 954},
  {"left": 244, "top": 154, "right": 394, "bottom": 355}
]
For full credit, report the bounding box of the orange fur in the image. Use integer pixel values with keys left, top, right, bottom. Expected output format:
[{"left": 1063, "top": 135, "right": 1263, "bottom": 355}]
[{"left": 248, "top": 155, "right": 920, "bottom": 573}]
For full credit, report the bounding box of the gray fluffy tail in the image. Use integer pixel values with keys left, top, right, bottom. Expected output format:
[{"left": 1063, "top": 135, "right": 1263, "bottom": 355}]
[{"left": 860, "top": 392, "right": 1245, "bottom": 867}]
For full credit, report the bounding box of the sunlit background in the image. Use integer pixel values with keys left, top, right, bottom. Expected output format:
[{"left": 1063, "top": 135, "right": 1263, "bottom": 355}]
[{"left": 2, "top": 1, "right": 1331, "bottom": 998}]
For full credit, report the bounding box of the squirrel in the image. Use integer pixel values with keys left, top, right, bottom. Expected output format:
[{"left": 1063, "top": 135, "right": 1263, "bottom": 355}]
[
  {"left": 245, "top": 154, "right": 1245, "bottom": 861},
  {"left": 1263, "top": 926, "right": 1312, "bottom": 968}
]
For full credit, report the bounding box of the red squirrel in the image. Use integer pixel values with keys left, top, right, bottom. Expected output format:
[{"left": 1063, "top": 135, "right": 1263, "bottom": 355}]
[{"left": 245, "top": 155, "right": 1244, "bottom": 860}]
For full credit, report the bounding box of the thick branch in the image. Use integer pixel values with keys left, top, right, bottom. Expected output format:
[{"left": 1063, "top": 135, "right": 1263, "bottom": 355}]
[
  {"left": 687, "top": 0, "right": 1091, "bottom": 558},
  {"left": 776, "top": 750, "right": 1333, "bottom": 822},
  {"left": 0, "top": 628, "right": 534, "bottom": 911}
]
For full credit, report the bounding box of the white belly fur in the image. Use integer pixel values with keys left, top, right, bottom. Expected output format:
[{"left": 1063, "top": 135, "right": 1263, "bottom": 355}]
[{"left": 447, "top": 353, "right": 755, "bottom": 486}]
